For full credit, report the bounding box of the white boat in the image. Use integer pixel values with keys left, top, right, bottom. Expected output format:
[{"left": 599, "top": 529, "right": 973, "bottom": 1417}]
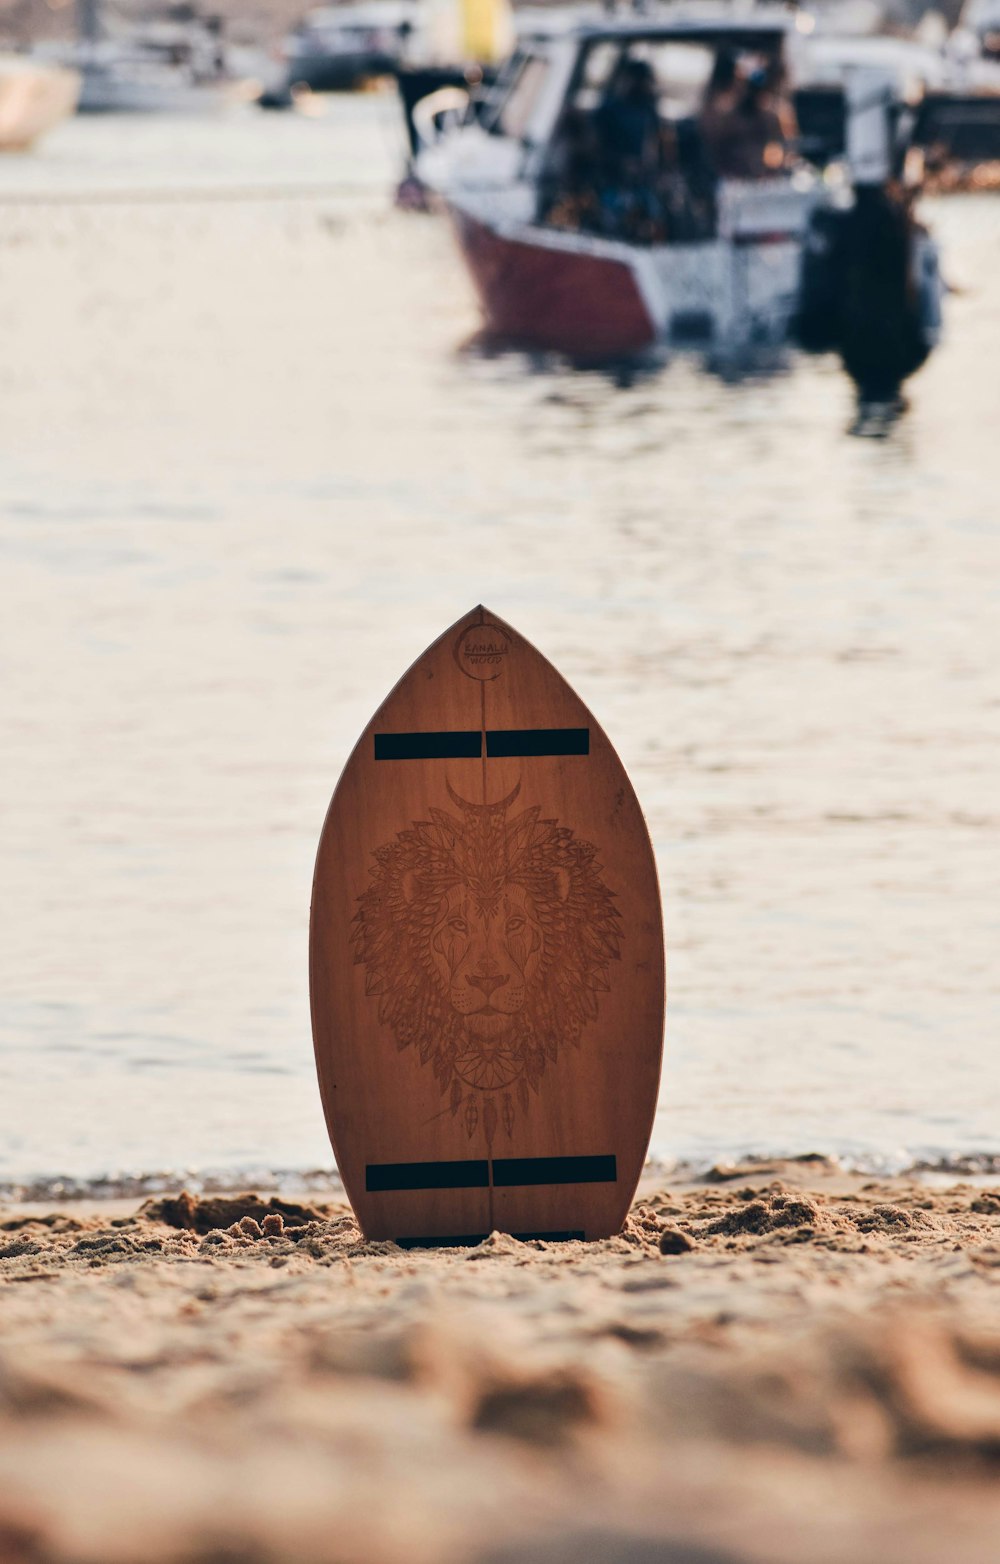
[
  {"left": 412, "top": 3, "right": 942, "bottom": 395},
  {"left": 73, "top": 39, "right": 235, "bottom": 115},
  {"left": 278, "top": 2, "right": 420, "bottom": 93},
  {"left": 798, "top": 24, "right": 1000, "bottom": 166},
  {"left": 0, "top": 55, "right": 80, "bottom": 150},
  {"left": 279, "top": 0, "right": 513, "bottom": 97},
  {"left": 37, "top": 4, "right": 245, "bottom": 114}
]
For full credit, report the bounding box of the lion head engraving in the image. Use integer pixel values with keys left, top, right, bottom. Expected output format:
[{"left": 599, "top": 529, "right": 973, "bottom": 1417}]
[{"left": 352, "top": 782, "right": 622, "bottom": 1144}]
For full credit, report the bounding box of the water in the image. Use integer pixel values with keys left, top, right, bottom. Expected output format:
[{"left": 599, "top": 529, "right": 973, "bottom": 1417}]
[{"left": 2, "top": 99, "right": 999, "bottom": 1193}]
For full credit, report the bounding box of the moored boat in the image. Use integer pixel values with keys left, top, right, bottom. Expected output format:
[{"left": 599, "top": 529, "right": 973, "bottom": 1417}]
[
  {"left": 411, "top": 3, "right": 943, "bottom": 394},
  {"left": 36, "top": 1, "right": 246, "bottom": 114},
  {"left": 798, "top": 25, "right": 1000, "bottom": 172},
  {"left": 282, "top": 1, "right": 418, "bottom": 92}
]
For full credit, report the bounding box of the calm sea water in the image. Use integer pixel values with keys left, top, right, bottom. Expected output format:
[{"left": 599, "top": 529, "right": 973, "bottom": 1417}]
[{"left": 1, "top": 98, "right": 998, "bottom": 1193}]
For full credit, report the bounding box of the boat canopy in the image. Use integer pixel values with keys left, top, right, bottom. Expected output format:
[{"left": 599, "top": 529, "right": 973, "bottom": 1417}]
[{"left": 478, "top": 5, "right": 797, "bottom": 152}]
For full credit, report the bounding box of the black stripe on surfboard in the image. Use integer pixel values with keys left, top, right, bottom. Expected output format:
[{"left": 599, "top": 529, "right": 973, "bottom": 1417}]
[
  {"left": 486, "top": 728, "right": 589, "bottom": 757},
  {"left": 374, "top": 728, "right": 590, "bottom": 760},
  {"left": 492, "top": 1155, "right": 617, "bottom": 1186},
  {"left": 374, "top": 731, "right": 481, "bottom": 761},
  {"left": 365, "top": 1160, "right": 489, "bottom": 1191},
  {"left": 396, "top": 1231, "right": 586, "bottom": 1249},
  {"left": 366, "top": 1156, "right": 616, "bottom": 1191}
]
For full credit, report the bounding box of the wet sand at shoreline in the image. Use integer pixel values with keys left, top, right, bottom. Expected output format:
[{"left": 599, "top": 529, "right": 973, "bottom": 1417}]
[{"left": 2, "top": 1159, "right": 999, "bottom": 1564}]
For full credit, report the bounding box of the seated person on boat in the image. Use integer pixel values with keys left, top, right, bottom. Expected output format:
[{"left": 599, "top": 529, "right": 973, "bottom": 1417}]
[
  {"left": 700, "top": 57, "right": 797, "bottom": 180},
  {"left": 542, "top": 39, "right": 799, "bottom": 244}
]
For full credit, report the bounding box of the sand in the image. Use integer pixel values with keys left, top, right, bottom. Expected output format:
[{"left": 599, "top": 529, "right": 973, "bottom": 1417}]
[{"left": 2, "top": 1160, "right": 999, "bottom": 1564}]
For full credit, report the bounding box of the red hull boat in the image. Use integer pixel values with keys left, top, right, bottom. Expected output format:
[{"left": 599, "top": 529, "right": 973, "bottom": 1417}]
[
  {"left": 410, "top": 6, "right": 943, "bottom": 390},
  {"left": 448, "top": 205, "right": 657, "bottom": 357}
]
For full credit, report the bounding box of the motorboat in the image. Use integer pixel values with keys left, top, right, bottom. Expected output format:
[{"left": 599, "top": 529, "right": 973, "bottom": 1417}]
[
  {"left": 797, "top": 23, "right": 1000, "bottom": 169},
  {"left": 928, "top": 0, "right": 1000, "bottom": 165},
  {"left": 37, "top": 3, "right": 246, "bottom": 114},
  {"left": 282, "top": 2, "right": 420, "bottom": 91},
  {"left": 410, "top": 3, "right": 942, "bottom": 394},
  {"left": 0, "top": 55, "right": 79, "bottom": 149},
  {"left": 73, "top": 42, "right": 236, "bottom": 114}
]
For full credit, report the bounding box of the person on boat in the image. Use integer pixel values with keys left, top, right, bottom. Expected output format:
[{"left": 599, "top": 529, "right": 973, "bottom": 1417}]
[
  {"left": 543, "top": 106, "right": 602, "bottom": 233},
  {"left": 708, "top": 65, "right": 792, "bottom": 180},
  {"left": 594, "top": 60, "right": 661, "bottom": 173},
  {"left": 698, "top": 47, "right": 742, "bottom": 167},
  {"left": 762, "top": 55, "right": 799, "bottom": 146},
  {"left": 592, "top": 58, "right": 665, "bottom": 239}
]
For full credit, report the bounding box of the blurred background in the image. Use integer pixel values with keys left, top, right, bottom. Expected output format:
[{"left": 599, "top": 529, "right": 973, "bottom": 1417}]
[{"left": 1, "top": 0, "right": 998, "bottom": 1196}]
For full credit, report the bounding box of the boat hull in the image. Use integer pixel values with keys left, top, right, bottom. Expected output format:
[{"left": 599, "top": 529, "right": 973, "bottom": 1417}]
[
  {"left": 440, "top": 181, "right": 940, "bottom": 385},
  {"left": 448, "top": 205, "right": 657, "bottom": 358}
]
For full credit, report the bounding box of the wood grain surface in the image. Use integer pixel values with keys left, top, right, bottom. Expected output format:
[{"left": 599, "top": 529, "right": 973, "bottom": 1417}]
[{"left": 310, "top": 608, "right": 665, "bottom": 1241}]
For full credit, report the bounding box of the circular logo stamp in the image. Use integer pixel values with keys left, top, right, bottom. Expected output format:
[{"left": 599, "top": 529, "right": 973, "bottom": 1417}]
[{"left": 454, "top": 621, "right": 510, "bottom": 681}]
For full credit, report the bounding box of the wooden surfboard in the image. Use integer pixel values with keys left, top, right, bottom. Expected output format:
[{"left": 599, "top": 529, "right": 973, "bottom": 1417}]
[{"left": 310, "top": 608, "right": 665, "bottom": 1243}]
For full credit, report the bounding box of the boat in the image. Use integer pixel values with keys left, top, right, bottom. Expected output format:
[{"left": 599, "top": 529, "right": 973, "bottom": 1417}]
[
  {"left": 274, "top": 0, "right": 513, "bottom": 106},
  {"left": 410, "top": 3, "right": 943, "bottom": 394},
  {"left": 37, "top": 0, "right": 245, "bottom": 114},
  {"left": 797, "top": 24, "right": 1000, "bottom": 171},
  {"left": 281, "top": 1, "right": 420, "bottom": 92},
  {"left": 0, "top": 55, "right": 80, "bottom": 149}
]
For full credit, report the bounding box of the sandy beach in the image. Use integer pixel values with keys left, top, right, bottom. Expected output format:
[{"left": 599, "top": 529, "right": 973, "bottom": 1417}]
[{"left": 2, "top": 1159, "right": 998, "bottom": 1564}]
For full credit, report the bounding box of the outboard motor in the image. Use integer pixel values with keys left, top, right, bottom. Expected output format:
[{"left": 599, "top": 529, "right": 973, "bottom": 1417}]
[{"left": 796, "top": 69, "right": 942, "bottom": 401}]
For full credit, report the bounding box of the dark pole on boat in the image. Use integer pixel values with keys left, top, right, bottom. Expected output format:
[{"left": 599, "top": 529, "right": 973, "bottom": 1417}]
[{"left": 78, "top": 0, "right": 101, "bottom": 44}]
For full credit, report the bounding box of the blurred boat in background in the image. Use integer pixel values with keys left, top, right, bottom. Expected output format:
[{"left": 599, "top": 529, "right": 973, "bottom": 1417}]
[
  {"left": 282, "top": 1, "right": 419, "bottom": 91},
  {"left": 0, "top": 55, "right": 80, "bottom": 149},
  {"left": 410, "top": 3, "right": 942, "bottom": 397},
  {"left": 263, "top": 0, "right": 512, "bottom": 106},
  {"left": 797, "top": 19, "right": 1000, "bottom": 171},
  {"left": 925, "top": 0, "right": 1000, "bottom": 172},
  {"left": 37, "top": 0, "right": 250, "bottom": 113}
]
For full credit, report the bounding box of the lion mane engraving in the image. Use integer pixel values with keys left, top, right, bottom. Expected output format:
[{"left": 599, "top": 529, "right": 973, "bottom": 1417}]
[{"left": 351, "top": 782, "right": 622, "bottom": 1145}]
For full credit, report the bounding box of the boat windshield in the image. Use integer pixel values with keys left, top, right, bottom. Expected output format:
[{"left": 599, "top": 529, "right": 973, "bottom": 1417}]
[
  {"left": 539, "top": 31, "right": 797, "bottom": 246},
  {"left": 482, "top": 51, "right": 551, "bottom": 139},
  {"left": 566, "top": 36, "right": 786, "bottom": 127}
]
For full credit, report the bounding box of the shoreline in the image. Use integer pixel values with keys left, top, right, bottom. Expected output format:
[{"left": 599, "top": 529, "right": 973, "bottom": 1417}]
[
  {"left": 4, "top": 1148, "right": 1000, "bottom": 1212},
  {"left": 2, "top": 1161, "right": 999, "bottom": 1563}
]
